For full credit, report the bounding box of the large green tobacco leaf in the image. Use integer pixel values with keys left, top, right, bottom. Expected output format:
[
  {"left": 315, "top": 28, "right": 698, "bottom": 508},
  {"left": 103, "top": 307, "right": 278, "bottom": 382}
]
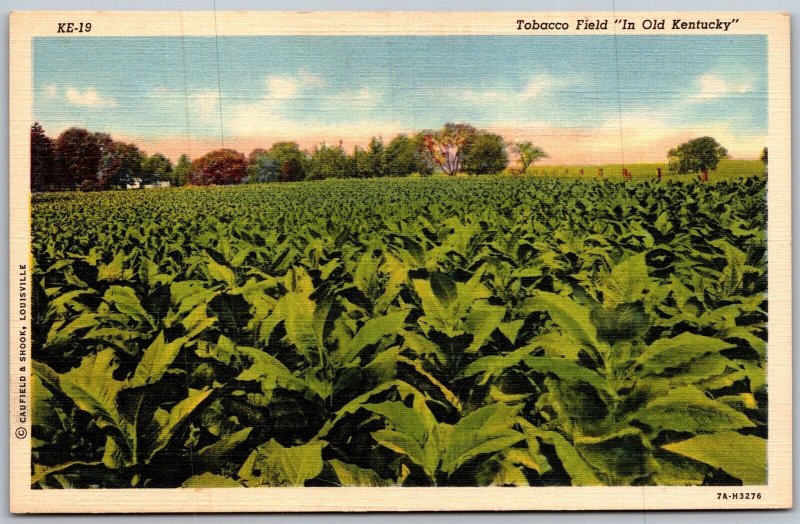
[
  {"left": 199, "top": 335, "right": 310, "bottom": 394},
  {"left": 526, "top": 292, "right": 601, "bottom": 351},
  {"left": 430, "top": 272, "right": 458, "bottom": 308},
  {"left": 281, "top": 291, "right": 319, "bottom": 362},
  {"left": 182, "top": 472, "right": 243, "bottom": 488},
  {"left": 412, "top": 277, "right": 453, "bottom": 332},
  {"left": 149, "top": 388, "right": 213, "bottom": 458},
  {"left": 461, "top": 345, "right": 538, "bottom": 381},
  {"left": 599, "top": 253, "right": 651, "bottom": 307},
  {"left": 371, "top": 428, "right": 435, "bottom": 477},
  {"left": 366, "top": 401, "right": 526, "bottom": 480},
  {"left": 103, "top": 286, "right": 152, "bottom": 327},
  {"left": 475, "top": 446, "right": 551, "bottom": 486},
  {"left": 56, "top": 349, "right": 133, "bottom": 446},
  {"left": 364, "top": 400, "right": 434, "bottom": 444},
  {"left": 523, "top": 357, "right": 608, "bottom": 392},
  {"left": 31, "top": 460, "right": 104, "bottom": 487},
  {"left": 327, "top": 460, "right": 391, "bottom": 487},
  {"left": 339, "top": 310, "right": 409, "bottom": 364},
  {"left": 239, "top": 440, "right": 326, "bottom": 486},
  {"left": 196, "top": 427, "right": 253, "bottom": 470},
  {"left": 130, "top": 332, "right": 183, "bottom": 387},
  {"left": 463, "top": 304, "right": 506, "bottom": 353},
  {"left": 45, "top": 314, "right": 100, "bottom": 347},
  {"left": 662, "top": 432, "right": 766, "bottom": 484},
  {"left": 316, "top": 380, "right": 427, "bottom": 440},
  {"left": 439, "top": 403, "right": 525, "bottom": 475},
  {"left": 630, "top": 386, "right": 755, "bottom": 433},
  {"left": 205, "top": 254, "right": 237, "bottom": 288},
  {"left": 97, "top": 252, "right": 126, "bottom": 281},
  {"left": 574, "top": 428, "right": 651, "bottom": 485},
  {"left": 412, "top": 269, "right": 492, "bottom": 337},
  {"left": 636, "top": 333, "right": 735, "bottom": 374},
  {"left": 522, "top": 425, "right": 602, "bottom": 486},
  {"left": 649, "top": 452, "right": 708, "bottom": 486}
]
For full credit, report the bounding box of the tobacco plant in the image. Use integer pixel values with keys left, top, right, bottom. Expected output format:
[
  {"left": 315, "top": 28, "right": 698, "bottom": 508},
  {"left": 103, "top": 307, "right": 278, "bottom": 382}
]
[{"left": 31, "top": 176, "right": 767, "bottom": 487}]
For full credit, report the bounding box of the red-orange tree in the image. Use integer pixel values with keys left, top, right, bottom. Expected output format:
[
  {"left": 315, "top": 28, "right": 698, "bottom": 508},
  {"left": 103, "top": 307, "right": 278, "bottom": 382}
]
[{"left": 190, "top": 148, "right": 247, "bottom": 185}]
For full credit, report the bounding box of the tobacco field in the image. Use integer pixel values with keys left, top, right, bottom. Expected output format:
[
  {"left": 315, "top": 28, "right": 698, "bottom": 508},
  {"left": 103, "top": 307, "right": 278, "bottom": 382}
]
[{"left": 30, "top": 175, "right": 767, "bottom": 488}]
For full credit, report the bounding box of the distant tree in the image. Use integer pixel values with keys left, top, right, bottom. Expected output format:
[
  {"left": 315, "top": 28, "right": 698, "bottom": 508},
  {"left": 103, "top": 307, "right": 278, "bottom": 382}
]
[
  {"left": 419, "top": 122, "right": 478, "bottom": 176},
  {"left": 248, "top": 148, "right": 269, "bottom": 166},
  {"left": 94, "top": 132, "right": 114, "bottom": 157},
  {"left": 244, "top": 148, "right": 272, "bottom": 182},
  {"left": 191, "top": 148, "right": 247, "bottom": 185},
  {"left": 30, "top": 122, "right": 55, "bottom": 192},
  {"left": 308, "top": 142, "right": 349, "bottom": 180},
  {"left": 141, "top": 153, "right": 173, "bottom": 184},
  {"left": 245, "top": 151, "right": 281, "bottom": 183},
  {"left": 268, "top": 142, "right": 307, "bottom": 182},
  {"left": 98, "top": 141, "right": 145, "bottom": 189},
  {"left": 512, "top": 141, "right": 548, "bottom": 173},
  {"left": 366, "top": 137, "right": 387, "bottom": 177},
  {"left": 350, "top": 146, "right": 371, "bottom": 178},
  {"left": 667, "top": 136, "right": 727, "bottom": 182},
  {"left": 171, "top": 154, "right": 192, "bottom": 187},
  {"left": 760, "top": 147, "right": 768, "bottom": 175},
  {"left": 351, "top": 137, "right": 387, "bottom": 178},
  {"left": 462, "top": 132, "right": 508, "bottom": 175},
  {"left": 384, "top": 134, "right": 429, "bottom": 177},
  {"left": 55, "top": 127, "right": 102, "bottom": 190}
]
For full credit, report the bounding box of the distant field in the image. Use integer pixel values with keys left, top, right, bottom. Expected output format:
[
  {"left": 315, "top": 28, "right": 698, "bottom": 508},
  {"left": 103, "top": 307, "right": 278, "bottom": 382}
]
[{"left": 518, "top": 158, "right": 765, "bottom": 182}]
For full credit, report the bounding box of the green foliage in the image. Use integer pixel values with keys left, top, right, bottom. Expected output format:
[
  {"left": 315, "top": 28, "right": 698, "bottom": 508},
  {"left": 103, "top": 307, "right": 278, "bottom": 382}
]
[
  {"left": 141, "top": 153, "right": 173, "bottom": 184},
  {"left": 31, "top": 174, "right": 766, "bottom": 488},
  {"left": 54, "top": 127, "right": 104, "bottom": 190},
  {"left": 512, "top": 141, "right": 548, "bottom": 173},
  {"left": 31, "top": 122, "right": 56, "bottom": 192},
  {"left": 267, "top": 141, "right": 308, "bottom": 182},
  {"left": 98, "top": 142, "right": 145, "bottom": 189},
  {"left": 462, "top": 132, "right": 509, "bottom": 175},
  {"left": 351, "top": 137, "right": 388, "bottom": 178},
  {"left": 668, "top": 136, "right": 728, "bottom": 177},
  {"left": 170, "top": 154, "right": 192, "bottom": 187},
  {"left": 245, "top": 151, "right": 281, "bottom": 184},
  {"left": 385, "top": 134, "right": 430, "bottom": 177},
  {"left": 308, "top": 143, "right": 349, "bottom": 180}
]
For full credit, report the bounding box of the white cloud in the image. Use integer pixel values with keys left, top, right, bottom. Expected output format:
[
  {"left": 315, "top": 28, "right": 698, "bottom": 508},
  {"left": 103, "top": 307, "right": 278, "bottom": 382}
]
[
  {"left": 691, "top": 74, "right": 753, "bottom": 101},
  {"left": 266, "top": 76, "right": 301, "bottom": 99},
  {"left": 45, "top": 84, "right": 58, "bottom": 98},
  {"left": 64, "top": 87, "right": 116, "bottom": 107},
  {"left": 227, "top": 71, "right": 385, "bottom": 135},
  {"left": 265, "top": 70, "right": 329, "bottom": 99},
  {"left": 190, "top": 90, "right": 222, "bottom": 121},
  {"left": 520, "top": 75, "right": 552, "bottom": 100},
  {"left": 453, "top": 74, "right": 555, "bottom": 104}
]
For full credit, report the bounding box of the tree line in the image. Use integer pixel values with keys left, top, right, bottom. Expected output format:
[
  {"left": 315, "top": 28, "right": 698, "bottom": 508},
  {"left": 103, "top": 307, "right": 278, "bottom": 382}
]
[
  {"left": 31, "top": 120, "right": 753, "bottom": 192},
  {"left": 31, "top": 122, "right": 553, "bottom": 192}
]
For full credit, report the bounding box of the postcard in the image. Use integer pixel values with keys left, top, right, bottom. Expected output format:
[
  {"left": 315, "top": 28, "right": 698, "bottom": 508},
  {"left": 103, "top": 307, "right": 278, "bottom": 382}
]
[{"left": 8, "top": 11, "right": 791, "bottom": 512}]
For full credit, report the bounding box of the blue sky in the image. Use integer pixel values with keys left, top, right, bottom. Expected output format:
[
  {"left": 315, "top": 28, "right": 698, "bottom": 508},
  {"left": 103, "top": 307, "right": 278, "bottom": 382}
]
[{"left": 33, "top": 35, "right": 767, "bottom": 163}]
